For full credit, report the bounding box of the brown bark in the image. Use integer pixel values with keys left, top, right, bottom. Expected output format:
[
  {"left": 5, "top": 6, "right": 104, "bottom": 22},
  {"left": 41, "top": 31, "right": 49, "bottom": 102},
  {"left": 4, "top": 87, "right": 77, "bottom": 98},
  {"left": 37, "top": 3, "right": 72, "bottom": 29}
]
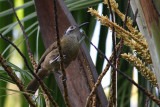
[{"left": 139, "top": 0, "right": 159, "bottom": 37}]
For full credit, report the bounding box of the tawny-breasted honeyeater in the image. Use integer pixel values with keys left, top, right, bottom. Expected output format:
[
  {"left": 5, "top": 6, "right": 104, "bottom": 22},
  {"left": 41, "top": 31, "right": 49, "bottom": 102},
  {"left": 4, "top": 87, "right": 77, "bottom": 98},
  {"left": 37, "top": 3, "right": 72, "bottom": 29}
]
[{"left": 26, "top": 22, "right": 88, "bottom": 93}]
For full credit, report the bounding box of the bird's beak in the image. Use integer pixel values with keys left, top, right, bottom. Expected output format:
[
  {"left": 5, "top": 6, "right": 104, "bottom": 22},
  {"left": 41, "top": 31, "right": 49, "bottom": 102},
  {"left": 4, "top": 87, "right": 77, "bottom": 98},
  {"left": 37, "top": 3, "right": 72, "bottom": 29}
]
[{"left": 78, "top": 22, "right": 89, "bottom": 28}]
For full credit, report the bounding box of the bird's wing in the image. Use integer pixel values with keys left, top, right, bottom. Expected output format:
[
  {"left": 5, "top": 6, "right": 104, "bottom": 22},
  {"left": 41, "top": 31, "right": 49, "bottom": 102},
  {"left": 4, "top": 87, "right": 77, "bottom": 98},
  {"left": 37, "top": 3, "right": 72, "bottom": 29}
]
[{"left": 36, "top": 41, "right": 57, "bottom": 73}]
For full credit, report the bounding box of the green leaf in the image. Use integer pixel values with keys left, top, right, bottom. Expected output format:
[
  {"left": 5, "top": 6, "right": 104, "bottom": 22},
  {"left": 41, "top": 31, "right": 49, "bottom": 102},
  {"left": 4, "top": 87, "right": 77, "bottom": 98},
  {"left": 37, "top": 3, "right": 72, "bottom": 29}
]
[
  {"left": 0, "top": 1, "right": 34, "bottom": 18},
  {"left": 66, "top": 0, "right": 103, "bottom": 11},
  {"left": 0, "top": 12, "right": 36, "bottom": 35},
  {"left": 2, "top": 21, "right": 38, "bottom": 56},
  {"left": 5, "top": 26, "right": 38, "bottom": 60},
  {"left": 0, "top": 87, "right": 35, "bottom": 95},
  {"left": 0, "top": 73, "right": 14, "bottom": 84},
  {"left": 5, "top": 61, "right": 33, "bottom": 80}
]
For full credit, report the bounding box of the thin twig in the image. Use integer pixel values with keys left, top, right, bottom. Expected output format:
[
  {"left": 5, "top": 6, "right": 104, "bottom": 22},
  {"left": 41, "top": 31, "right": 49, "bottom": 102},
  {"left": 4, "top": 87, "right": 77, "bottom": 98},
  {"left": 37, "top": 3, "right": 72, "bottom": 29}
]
[
  {"left": 108, "top": 0, "right": 117, "bottom": 106},
  {"left": 133, "top": 9, "right": 138, "bottom": 25},
  {"left": 7, "top": 0, "right": 31, "bottom": 53},
  {"left": 53, "top": 0, "right": 71, "bottom": 106},
  {"left": 123, "top": 0, "right": 130, "bottom": 29},
  {"left": 107, "top": 85, "right": 113, "bottom": 107},
  {"left": 84, "top": 34, "right": 160, "bottom": 106},
  {"left": 83, "top": 59, "right": 96, "bottom": 106},
  {"left": 0, "top": 33, "right": 33, "bottom": 73},
  {"left": 151, "top": 0, "right": 160, "bottom": 17},
  {"left": 0, "top": 33, "right": 59, "bottom": 106},
  {"left": 85, "top": 40, "right": 121, "bottom": 107},
  {"left": 0, "top": 54, "right": 36, "bottom": 107},
  {"left": 145, "top": 84, "right": 153, "bottom": 107},
  {"left": 117, "top": 0, "right": 130, "bottom": 69},
  {"left": 42, "top": 89, "right": 50, "bottom": 107},
  {"left": 7, "top": 0, "right": 37, "bottom": 70}
]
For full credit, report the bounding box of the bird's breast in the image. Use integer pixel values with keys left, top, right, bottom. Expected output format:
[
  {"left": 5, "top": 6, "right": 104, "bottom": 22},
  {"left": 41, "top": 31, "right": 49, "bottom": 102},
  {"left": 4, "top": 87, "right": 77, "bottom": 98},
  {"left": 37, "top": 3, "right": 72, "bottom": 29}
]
[
  {"left": 41, "top": 36, "right": 80, "bottom": 72},
  {"left": 61, "top": 36, "right": 80, "bottom": 61}
]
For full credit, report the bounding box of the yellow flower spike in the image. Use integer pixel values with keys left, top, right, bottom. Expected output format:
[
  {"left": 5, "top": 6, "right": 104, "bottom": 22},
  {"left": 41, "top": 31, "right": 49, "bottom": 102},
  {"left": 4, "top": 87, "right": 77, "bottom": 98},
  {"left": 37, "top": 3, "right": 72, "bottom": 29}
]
[
  {"left": 121, "top": 53, "right": 158, "bottom": 87},
  {"left": 104, "top": 0, "right": 118, "bottom": 10},
  {"left": 104, "top": 0, "right": 133, "bottom": 30},
  {"left": 104, "top": 0, "right": 146, "bottom": 43},
  {"left": 88, "top": 7, "right": 152, "bottom": 64},
  {"left": 88, "top": 8, "right": 147, "bottom": 49}
]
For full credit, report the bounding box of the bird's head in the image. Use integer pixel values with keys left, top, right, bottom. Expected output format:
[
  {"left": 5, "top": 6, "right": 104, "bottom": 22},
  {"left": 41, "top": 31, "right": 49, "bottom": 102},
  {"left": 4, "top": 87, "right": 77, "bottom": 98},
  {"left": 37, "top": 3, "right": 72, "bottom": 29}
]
[{"left": 64, "top": 22, "right": 89, "bottom": 37}]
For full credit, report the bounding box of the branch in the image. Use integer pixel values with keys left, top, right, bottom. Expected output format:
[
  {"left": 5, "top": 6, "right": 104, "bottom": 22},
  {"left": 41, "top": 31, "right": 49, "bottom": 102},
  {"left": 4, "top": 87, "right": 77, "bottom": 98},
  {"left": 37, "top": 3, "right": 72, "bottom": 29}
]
[
  {"left": 85, "top": 41, "right": 121, "bottom": 107},
  {"left": 0, "top": 55, "right": 35, "bottom": 106},
  {"left": 133, "top": 9, "right": 138, "bottom": 25},
  {"left": 53, "top": 0, "right": 71, "bottom": 106},
  {"left": 107, "top": 0, "right": 117, "bottom": 106},
  {"left": 84, "top": 34, "right": 160, "bottom": 106},
  {"left": 83, "top": 59, "right": 97, "bottom": 106},
  {"left": 123, "top": 0, "right": 130, "bottom": 29},
  {"left": 145, "top": 84, "right": 153, "bottom": 107},
  {"left": 117, "top": 0, "right": 130, "bottom": 71},
  {"left": 0, "top": 33, "right": 33, "bottom": 73},
  {"left": 0, "top": 33, "right": 58, "bottom": 106},
  {"left": 7, "top": 0, "right": 37, "bottom": 70}
]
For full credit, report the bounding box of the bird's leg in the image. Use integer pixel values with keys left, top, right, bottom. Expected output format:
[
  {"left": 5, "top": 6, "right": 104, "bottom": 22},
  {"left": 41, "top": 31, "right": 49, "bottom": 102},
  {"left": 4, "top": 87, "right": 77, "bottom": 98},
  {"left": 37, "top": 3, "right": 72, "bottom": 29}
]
[
  {"left": 58, "top": 73, "right": 67, "bottom": 80},
  {"left": 57, "top": 71, "right": 67, "bottom": 81},
  {"left": 60, "top": 75, "right": 67, "bottom": 81},
  {"left": 62, "top": 77, "right": 67, "bottom": 81}
]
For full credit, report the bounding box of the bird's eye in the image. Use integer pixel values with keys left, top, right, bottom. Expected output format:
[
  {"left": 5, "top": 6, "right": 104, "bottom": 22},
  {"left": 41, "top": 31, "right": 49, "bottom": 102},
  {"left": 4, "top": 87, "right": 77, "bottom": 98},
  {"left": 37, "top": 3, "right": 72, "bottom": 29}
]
[
  {"left": 70, "top": 26, "right": 74, "bottom": 29},
  {"left": 64, "top": 25, "right": 76, "bottom": 36}
]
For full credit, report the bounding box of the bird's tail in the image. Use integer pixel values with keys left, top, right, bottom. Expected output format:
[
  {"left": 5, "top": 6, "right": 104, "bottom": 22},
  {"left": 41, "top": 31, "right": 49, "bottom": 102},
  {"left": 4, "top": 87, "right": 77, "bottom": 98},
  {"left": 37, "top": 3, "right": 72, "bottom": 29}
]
[{"left": 26, "top": 69, "right": 48, "bottom": 94}]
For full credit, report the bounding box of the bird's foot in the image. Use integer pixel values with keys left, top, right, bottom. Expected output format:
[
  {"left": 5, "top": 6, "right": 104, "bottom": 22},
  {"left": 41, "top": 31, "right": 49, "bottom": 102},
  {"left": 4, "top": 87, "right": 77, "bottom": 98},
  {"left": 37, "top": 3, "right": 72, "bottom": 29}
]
[
  {"left": 62, "top": 77, "right": 67, "bottom": 81},
  {"left": 58, "top": 74, "right": 67, "bottom": 81},
  {"left": 55, "top": 71, "right": 67, "bottom": 81}
]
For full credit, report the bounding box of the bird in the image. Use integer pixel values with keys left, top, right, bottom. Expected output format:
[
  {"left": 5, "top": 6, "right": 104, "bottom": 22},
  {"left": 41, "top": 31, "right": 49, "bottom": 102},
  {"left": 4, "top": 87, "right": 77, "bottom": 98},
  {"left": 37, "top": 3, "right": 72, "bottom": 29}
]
[{"left": 26, "top": 22, "right": 89, "bottom": 94}]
